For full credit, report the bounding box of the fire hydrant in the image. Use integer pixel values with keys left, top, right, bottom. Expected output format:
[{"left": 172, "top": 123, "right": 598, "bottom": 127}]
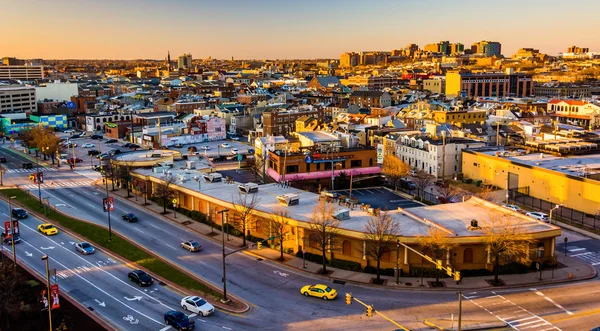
[{"left": 568, "top": 272, "right": 573, "bottom": 279}]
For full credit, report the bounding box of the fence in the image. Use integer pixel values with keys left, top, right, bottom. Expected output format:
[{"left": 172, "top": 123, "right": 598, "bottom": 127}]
[
  {"left": 510, "top": 187, "right": 600, "bottom": 230},
  {"left": 399, "top": 186, "right": 441, "bottom": 205}
]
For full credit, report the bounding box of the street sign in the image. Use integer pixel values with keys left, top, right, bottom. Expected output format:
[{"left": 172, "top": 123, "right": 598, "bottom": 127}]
[
  {"left": 50, "top": 284, "right": 60, "bottom": 309},
  {"left": 304, "top": 154, "right": 313, "bottom": 164},
  {"left": 237, "top": 153, "right": 242, "bottom": 162},
  {"left": 172, "top": 198, "right": 178, "bottom": 204},
  {"left": 66, "top": 102, "right": 76, "bottom": 108},
  {"left": 103, "top": 197, "right": 114, "bottom": 212}
]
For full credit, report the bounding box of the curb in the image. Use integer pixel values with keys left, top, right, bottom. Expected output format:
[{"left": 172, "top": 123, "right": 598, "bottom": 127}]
[
  {"left": 0, "top": 248, "right": 118, "bottom": 331},
  {"left": 98, "top": 185, "right": 599, "bottom": 293},
  {"left": 11, "top": 189, "right": 250, "bottom": 314}
]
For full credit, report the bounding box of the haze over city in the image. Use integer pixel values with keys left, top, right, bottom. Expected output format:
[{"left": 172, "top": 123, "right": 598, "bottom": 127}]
[{"left": 3, "top": 0, "right": 600, "bottom": 59}]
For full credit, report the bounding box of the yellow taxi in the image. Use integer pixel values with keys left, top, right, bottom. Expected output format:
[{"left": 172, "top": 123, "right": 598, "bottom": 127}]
[
  {"left": 300, "top": 284, "right": 337, "bottom": 300},
  {"left": 38, "top": 224, "right": 58, "bottom": 236},
  {"left": 29, "top": 174, "right": 36, "bottom": 181}
]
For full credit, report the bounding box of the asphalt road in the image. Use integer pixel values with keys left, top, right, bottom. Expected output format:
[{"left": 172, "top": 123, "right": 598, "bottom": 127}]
[{"left": 4, "top": 145, "right": 600, "bottom": 330}]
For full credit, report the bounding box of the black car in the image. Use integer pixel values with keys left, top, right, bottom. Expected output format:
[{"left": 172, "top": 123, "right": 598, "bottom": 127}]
[
  {"left": 90, "top": 134, "right": 103, "bottom": 140},
  {"left": 12, "top": 208, "right": 28, "bottom": 219},
  {"left": 88, "top": 150, "right": 100, "bottom": 156},
  {"left": 22, "top": 162, "right": 33, "bottom": 169},
  {"left": 164, "top": 311, "right": 194, "bottom": 330},
  {"left": 128, "top": 269, "right": 153, "bottom": 286},
  {"left": 1, "top": 233, "right": 20, "bottom": 245},
  {"left": 106, "top": 139, "right": 118, "bottom": 144},
  {"left": 122, "top": 213, "right": 138, "bottom": 222},
  {"left": 108, "top": 149, "right": 121, "bottom": 156},
  {"left": 70, "top": 134, "right": 81, "bottom": 139},
  {"left": 129, "top": 144, "right": 141, "bottom": 149},
  {"left": 211, "top": 155, "right": 227, "bottom": 162},
  {"left": 122, "top": 143, "right": 132, "bottom": 148}
]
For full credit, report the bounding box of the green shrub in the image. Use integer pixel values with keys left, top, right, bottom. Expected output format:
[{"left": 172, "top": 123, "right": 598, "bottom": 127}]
[
  {"left": 364, "top": 266, "right": 377, "bottom": 274},
  {"left": 460, "top": 269, "right": 491, "bottom": 277},
  {"left": 296, "top": 252, "right": 328, "bottom": 265},
  {"left": 329, "top": 258, "right": 362, "bottom": 272},
  {"left": 408, "top": 266, "right": 449, "bottom": 278},
  {"left": 383, "top": 268, "right": 396, "bottom": 277},
  {"left": 498, "top": 262, "right": 529, "bottom": 275}
]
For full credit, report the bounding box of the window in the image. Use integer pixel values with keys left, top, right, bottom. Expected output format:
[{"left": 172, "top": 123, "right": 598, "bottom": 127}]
[
  {"left": 309, "top": 233, "right": 319, "bottom": 249},
  {"left": 342, "top": 240, "right": 351, "bottom": 256},
  {"left": 536, "top": 242, "right": 545, "bottom": 258},
  {"left": 286, "top": 165, "right": 298, "bottom": 174},
  {"left": 463, "top": 248, "right": 473, "bottom": 263},
  {"left": 350, "top": 160, "right": 362, "bottom": 168}
]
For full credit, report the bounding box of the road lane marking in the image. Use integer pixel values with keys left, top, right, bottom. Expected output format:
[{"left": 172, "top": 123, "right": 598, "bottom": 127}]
[
  {"left": 19, "top": 238, "right": 165, "bottom": 326},
  {"left": 531, "top": 289, "right": 574, "bottom": 316},
  {"left": 570, "top": 252, "right": 592, "bottom": 257}
]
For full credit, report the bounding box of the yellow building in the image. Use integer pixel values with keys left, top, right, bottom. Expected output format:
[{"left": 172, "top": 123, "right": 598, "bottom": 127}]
[
  {"left": 430, "top": 110, "right": 487, "bottom": 127},
  {"left": 462, "top": 149, "right": 600, "bottom": 216}
]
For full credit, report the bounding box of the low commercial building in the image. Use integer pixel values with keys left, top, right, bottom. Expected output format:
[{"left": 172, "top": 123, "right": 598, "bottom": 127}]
[
  {"left": 0, "top": 85, "right": 37, "bottom": 115},
  {"left": 349, "top": 91, "right": 392, "bottom": 108},
  {"left": 548, "top": 99, "right": 600, "bottom": 129},
  {"left": 0, "top": 65, "right": 44, "bottom": 80}
]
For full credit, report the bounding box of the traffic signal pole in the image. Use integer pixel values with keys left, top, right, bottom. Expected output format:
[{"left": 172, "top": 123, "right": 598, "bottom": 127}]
[{"left": 345, "top": 293, "right": 409, "bottom": 331}]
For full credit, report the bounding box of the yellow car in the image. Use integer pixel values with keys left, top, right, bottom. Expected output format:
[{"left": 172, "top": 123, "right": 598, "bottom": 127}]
[
  {"left": 29, "top": 174, "right": 35, "bottom": 181},
  {"left": 300, "top": 284, "right": 337, "bottom": 300},
  {"left": 38, "top": 224, "right": 58, "bottom": 236}
]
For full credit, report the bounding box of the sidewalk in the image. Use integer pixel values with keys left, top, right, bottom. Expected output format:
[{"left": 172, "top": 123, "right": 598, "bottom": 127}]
[{"left": 105, "top": 184, "right": 597, "bottom": 291}]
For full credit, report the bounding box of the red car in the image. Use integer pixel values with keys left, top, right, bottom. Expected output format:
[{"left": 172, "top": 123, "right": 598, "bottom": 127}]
[{"left": 67, "top": 157, "right": 83, "bottom": 164}]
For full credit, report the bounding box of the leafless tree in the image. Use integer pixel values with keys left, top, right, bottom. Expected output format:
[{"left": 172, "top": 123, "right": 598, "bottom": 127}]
[
  {"left": 482, "top": 213, "right": 533, "bottom": 285},
  {"left": 154, "top": 174, "right": 177, "bottom": 214},
  {"left": 417, "top": 227, "right": 457, "bottom": 285},
  {"left": 363, "top": 211, "right": 401, "bottom": 283},
  {"left": 232, "top": 191, "right": 261, "bottom": 246},
  {"left": 412, "top": 170, "right": 435, "bottom": 198},
  {"left": 308, "top": 199, "right": 339, "bottom": 274},
  {"left": 269, "top": 207, "right": 289, "bottom": 261},
  {"left": 436, "top": 183, "right": 461, "bottom": 204}
]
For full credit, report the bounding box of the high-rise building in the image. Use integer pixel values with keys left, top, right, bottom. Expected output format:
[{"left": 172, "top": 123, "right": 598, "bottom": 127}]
[
  {"left": 340, "top": 52, "right": 360, "bottom": 67},
  {"left": 178, "top": 53, "right": 193, "bottom": 69},
  {"left": 450, "top": 43, "right": 464, "bottom": 55},
  {"left": 0, "top": 65, "right": 44, "bottom": 80},
  {"left": 471, "top": 41, "right": 502, "bottom": 57},
  {"left": 567, "top": 46, "right": 589, "bottom": 54},
  {"left": 0, "top": 86, "right": 37, "bottom": 115}
]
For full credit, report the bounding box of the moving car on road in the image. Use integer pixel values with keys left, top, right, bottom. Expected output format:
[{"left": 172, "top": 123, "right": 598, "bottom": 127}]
[
  {"left": 164, "top": 311, "right": 195, "bottom": 330},
  {"left": 173, "top": 143, "right": 183, "bottom": 148},
  {"left": 75, "top": 242, "right": 95, "bottom": 255},
  {"left": 122, "top": 213, "right": 138, "bottom": 223},
  {"left": 88, "top": 150, "right": 100, "bottom": 156},
  {"left": 221, "top": 143, "right": 230, "bottom": 148},
  {"left": 128, "top": 269, "right": 153, "bottom": 286},
  {"left": 180, "top": 296, "right": 214, "bottom": 316},
  {"left": 300, "top": 284, "right": 337, "bottom": 300},
  {"left": 181, "top": 240, "right": 201, "bottom": 252},
  {"left": 0, "top": 157, "right": 6, "bottom": 163},
  {"left": 37, "top": 224, "right": 58, "bottom": 236},
  {"left": 526, "top": 212, "right": 549, "bottom": 222},
  {"left": 12, "top": 208, "right": 28, "bottom": 219},
  {"left": 1, "top": 231, "right": 20, "bottom": 244},
  {"left": 90, "top": 134, "right": 103, "bottom": 140},
  {"left": 230, "top": 148, "right": 239, "bottom": 155},
  {"left": 105, "top": 139, "right": 118, "bottom": 144},
  {"left": 81, "top": 143, "right": 95, "bottom": 148},
  {"left": 200, "top": 145, "right": 210, "bottom": 150},
  {"left": 67, "top": 157, "right": 83, "bottom": 164}
]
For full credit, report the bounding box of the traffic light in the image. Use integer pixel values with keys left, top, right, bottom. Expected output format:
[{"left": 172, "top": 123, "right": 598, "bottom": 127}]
[
  {"left": 345, "top": 293, "right": 351, "bottom": 305},
  {"left": 257, "top": 242, "right": 262, "bottom": 250},
  {"left": 454, "top": 271, "right": 461, "bottom": 282},
  {"left": 436, "top": 259, "right": 443, "bottom": 270},
  {"left": 366, "top": 305, "right": 373, "bottom": 317}
]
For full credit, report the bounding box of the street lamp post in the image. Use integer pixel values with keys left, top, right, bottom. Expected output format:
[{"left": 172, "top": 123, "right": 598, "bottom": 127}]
[
  {"left": 218, "top": 209, "right": 230, "bottom": 303},
  {"left": 9, "top": 195, "right": 17, "bottom": 274},
  {"left": 102, "top": 172, "right": 112, "bottom": 242},
  {"left": 36, "top": 151, "right": 42, "bottom": 206},
  {"left": 549, "top": 204, "right": 562, "bottom": 225},
  {"left": 41, "top": 255, "right": 53, "bottom": 331},
  {"left": 395, "top": 239, "right": 401, "bottom": 285},
  {"left": 302, "top": 236, "right": 306, "bottom": 269}
]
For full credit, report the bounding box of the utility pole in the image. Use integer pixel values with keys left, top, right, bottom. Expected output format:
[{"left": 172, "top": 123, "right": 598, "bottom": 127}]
[
  {"left": 102, "top": 171, "right": 112, "bottom": 242},
  {"left": 36, "top": 150, "right": 42, "bottom": 206},
  {"left": 41, "top": 255, "right": 53, "bottom": 331},
  {"left": 218, "top": 209, "right": 230, "bottom": 303},
  {"left": 9, "top": 196, "right": 17, "bottom": 275},
  {"left": 395, "top": 239, "right": 400, "bottom": 285},
  {"left": 349, "top": 170, "right": 354, "bottom": 200}
]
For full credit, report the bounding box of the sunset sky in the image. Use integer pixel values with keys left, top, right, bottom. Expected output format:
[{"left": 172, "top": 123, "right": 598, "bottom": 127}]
[{"left": 2, "top": 0, "right": 599, "bottom": 60}]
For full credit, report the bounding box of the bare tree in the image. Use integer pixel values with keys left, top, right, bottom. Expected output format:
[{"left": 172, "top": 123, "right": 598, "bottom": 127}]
[
  {"left": 481, "top": 214, "right": 533, "bottom": 285},
  {"left": 269, "top": 207, "right": 289, "bottom": 261},
  {"left": 232, "top": 192, "right": 261, "bottom": 246},
  {"left": 247, "top": 157, "right": 263, "bottom": 183},
  {"left": 417, "top": 227, "right": 456, "bottom": 285},
  {"left": 363, "top": 211, "right": 401, "bottom": 283},
  {"left": 154, "top": 174, "right": 177, "bottom": 214},
  {"left": 436, "top": 183, "right": 461, "bottom": 204},
  {"left": 308, "top": 199, "right": 339, "bottom": 274},
  {"left": 381, "top": 155, "right": 411, "bottom": 191},
  {"left": 474, "top": 185, "right": 497, "bottom": 202},
  {"left": 412, "top": 170, "right": 435, "bottom": 198}
]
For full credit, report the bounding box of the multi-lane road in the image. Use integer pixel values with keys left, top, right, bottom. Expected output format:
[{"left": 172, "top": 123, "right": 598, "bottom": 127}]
[{"left": 3, "top": 143, "right": 600, "bottom": 330}]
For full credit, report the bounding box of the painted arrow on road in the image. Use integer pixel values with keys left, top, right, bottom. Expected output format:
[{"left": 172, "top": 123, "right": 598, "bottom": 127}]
[
  {"left": 123, "top": 296, "right": 142, "bottom": 301},
  {"left": 40, "top": 246, "right": 55, "bottom": 250},
  {"left": 94, "top": 299, "right": 106, "bottom": 307},
  {"left": 273, "top": 270, "right": 289, "bottom": 277},
  {"left": 25, "top": 251, "right": 33, "bottom": 257}
]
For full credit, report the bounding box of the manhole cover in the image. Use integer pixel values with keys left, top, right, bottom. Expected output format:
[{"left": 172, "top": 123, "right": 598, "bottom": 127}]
[{"left": 333, "top": 280, "right": 346, "bottom": 285}]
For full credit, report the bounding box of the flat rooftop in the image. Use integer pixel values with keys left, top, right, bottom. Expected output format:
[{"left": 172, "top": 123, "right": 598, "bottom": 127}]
[{"left": 133, "top": 160, "right": 558, "bottom": 238}]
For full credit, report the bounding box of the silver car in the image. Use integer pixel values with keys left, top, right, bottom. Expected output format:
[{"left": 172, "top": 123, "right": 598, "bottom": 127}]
[{"left": 526, "top": 212, "right": 549, "bottom": 223}]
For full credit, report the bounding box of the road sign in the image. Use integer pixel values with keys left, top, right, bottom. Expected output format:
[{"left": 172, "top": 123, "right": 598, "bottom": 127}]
[
  {"left": 50, "top": 284, "right": 60, "bottom": 309},
  {"left": 103, "top": 197, "right": 114, "bottom": 212},
  {"left": 66, "top": 102, "right": 76, "bottom": 108},
  {"left": 172, "top": 198, "right": 178, "bottom": 204},
  {"left": 304, "top": 154, "right": 313, "bottom": 164},
  {"left": 237, "top": 153, "right": 242, "bottom": 161}
]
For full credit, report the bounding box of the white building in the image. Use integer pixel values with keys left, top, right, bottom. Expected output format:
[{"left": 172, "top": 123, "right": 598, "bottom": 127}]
[
  {"left": 548, "top": 99, "right": 600, "bottom": 129},
  {"left": 35, "top": 82, "right": 78, "bottom": 102},
  {"left": 395, "top": 136, "right": 486, "bottom": 178},
  {"left": 0, "top": 65, "right": 44, "bottom": 80},
  {"left": 0, "top": 86, "right": 36, "bottom": 116}
]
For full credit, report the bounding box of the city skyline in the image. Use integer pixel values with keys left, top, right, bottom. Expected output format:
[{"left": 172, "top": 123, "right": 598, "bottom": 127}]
[{"left": 2, "top": 0, "right": 600, "bottom": 60}]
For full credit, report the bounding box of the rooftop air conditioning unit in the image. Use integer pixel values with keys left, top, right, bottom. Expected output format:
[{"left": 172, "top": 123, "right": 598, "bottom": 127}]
[
  {"left": 277, "top": 193, "right": 299, "bottom": 206},
  {"left": 185, "top": 160, "right": 196, "bottom": 170},
  {"left": 333, "top": 209, "right": 350, "bottom": 220},
  {"left": 238, "top": 183, "right": 259, "bottom": 194},
  {"left": 203, "top": 172, "right": 222, "bottom": 183}
]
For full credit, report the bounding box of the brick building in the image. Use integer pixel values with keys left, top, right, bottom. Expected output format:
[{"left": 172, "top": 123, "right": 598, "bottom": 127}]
[
  {"left": 349, "top": 91, "right": 392, "bottom": 108},
  {"left": 262, "top": 107, "right": 325, "bottom": 136}
]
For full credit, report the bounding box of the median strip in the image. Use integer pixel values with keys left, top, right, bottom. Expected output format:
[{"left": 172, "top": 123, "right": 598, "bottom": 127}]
[{"left": 1, "top": 188, "right": 247, "bottom": 312}]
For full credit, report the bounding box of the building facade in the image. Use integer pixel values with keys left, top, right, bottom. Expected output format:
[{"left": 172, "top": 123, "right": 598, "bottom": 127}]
[
  {"left": 446, "top": 70, "right": 533, "bottom": 98},
  {"left": 548, "top": 100, "right": 600, "bottom": 128},
  {"left": 0, "top": 65, "right": 44, "bottom": 80},
  {"left": 349, "top": 91, "right": 392, "bottom": 108},
  {"left": 262, "top": 107, "right": 325, "bottom": 137},
  {"left": 0, "top": 86, "right": 37, "bottom": 115}
]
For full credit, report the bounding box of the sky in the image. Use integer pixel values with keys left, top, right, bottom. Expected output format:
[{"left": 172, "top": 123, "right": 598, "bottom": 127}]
[{"left": 2, "top": 0, "right": 600, "bottom": 60}]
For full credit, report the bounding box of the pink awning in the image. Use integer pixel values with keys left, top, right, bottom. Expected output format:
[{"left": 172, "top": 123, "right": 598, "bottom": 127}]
[{"left": 267, "top": 166, "right": 381, "bottom": 182}]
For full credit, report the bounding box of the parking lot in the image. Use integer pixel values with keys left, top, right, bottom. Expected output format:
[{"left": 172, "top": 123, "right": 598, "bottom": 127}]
[
  {"left": 167, "top": 139, "right": 253, "bottom": 158},
  {"left": 334, "top": 187, "right": 423, "bottom": 210}
]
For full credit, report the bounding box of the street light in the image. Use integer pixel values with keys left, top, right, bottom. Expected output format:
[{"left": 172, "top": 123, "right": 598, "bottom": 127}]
[
  {"left": 217, "top": 209, "right": 230, "bottom": 303},
  {"left": 101, "top": 170, "right": 112, "bottom": 242},
  {"left": 549, "top": 204, "right": 562, "bottom": 225},
  {"left": 41, "top": 255, "right": 53, "bottom": 331},
  {"left": 395, "top": 239, "right": 401, "bottom": 285},
  {"left": 9, "top": 195, "right": 17, "bottom": 274}
]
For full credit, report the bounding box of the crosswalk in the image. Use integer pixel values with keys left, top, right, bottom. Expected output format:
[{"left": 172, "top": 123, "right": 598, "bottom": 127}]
[
  {"left": 567, "top": 246, "right": 600, "bottom": 266},
  {"left": 466, "top": 292, "right": 561, "bottom": 330},
  {"left": 6, "top": 167, "right": 58, "bottom": 173},
  {"left": 22, "top": 180, "right": 95, "bottom": 189}
]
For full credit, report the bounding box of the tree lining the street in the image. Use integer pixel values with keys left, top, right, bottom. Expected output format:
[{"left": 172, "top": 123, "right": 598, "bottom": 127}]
[
  {"left": 154, "top": 174, "right": 177, "bottom": 214},
  {"left": 363, "top": 211, "right": 401, "bottom": 283},
  {"left": 269, "top": 207, "right": 290, "bottom": 261},
  {"left": 412, "top": 170, "right": 435, "bottom": 197},
  {"left": 231, "top": 191, "right": 261, "bottom": 246},
  {"left": 308, "top": 199, "right": 339, "bottom": 274}
]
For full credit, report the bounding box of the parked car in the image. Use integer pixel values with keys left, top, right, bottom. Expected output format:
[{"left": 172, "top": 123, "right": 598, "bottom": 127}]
[
  {"left": 67, "top": 158, "right": 83, "bottom": 164},
  {"left": 502, "top": 204, "right": 522, "bottom": 213},
  {"left": 122, "top": 143, "right": 132, "bottom": 148},
  {"left": 180, "top": 295, "right": 214, "bottom": 316},
  {"left": 128, "top": 269, "right": 153, "bottom": 286},
  {"left": 122, "top": 213, "right": 138, "bottom": 223},
  {"left": 75, "top": 242, "right": 95, "bottom": 255},
  {"left": 129, "top": 144, "right": 141, "bottom": 149},
  {"left": 164, "top": 311, "right": 194, "bottom": 330},
  {"left": 300, "top": 284, "right": 337, "bottom": 300},
  {"left": 97, "top": 153, "right": 110, "bottom": 160},
  {"left": 230, "top": 137, "right": 240, "bottom": 141},
  {"left": 526, "top": 212, "right": 549, "bottom": 222},
  {"left": 38, "top": 224, "right": 58, "bottom": 236},
  {"left": 65, "top": 142, "right": 77, "bottom": 148},
  {"left": 181, "top": 240, "right": 201, "bottom": 252},
  {"left": 90, "top": 135, "right": 103, "bottom": 140},
  {"left": 399, "top": 178, "right": 417, "bottom": 190},
  {"left": 200, "top": 145, "right": 210, "bottom": 150},
  {"left": 173, "top": 143, "right": 183, "bottom": 148},
  {"left": 230, "top": 148, "right": 239, "bottom": 155},
  {"left": 88, "top": 150, "right": 100, "bottom": 156},
  {"left": 92, "top": 165, "right": 104, "bottom": 172},
  {"left": 107, "top": 149, "right": 121, "bottom": 156},
  {"left": 187, "top": 146, "right": 198, "bottom": 153},
  {"left": 81, "top": 143, "right": 95, "bottom": 148},
  {"left": 70, "top": 134, "right": 82, "bottom": 139},
  {"left": 211, "top": 155, "right": 226, "bottom": 162},
  {"left": 12, "top": 208, "right": 28, "bottom": 219},
  {"left": 105, "top": 139, "right": 118, "bottom": 144},
  {"left": 64, "top": 129, "right": 75, "bottom": 134},
  {"left": 221, "top": 143, "right": 230, "bottom": 148}
]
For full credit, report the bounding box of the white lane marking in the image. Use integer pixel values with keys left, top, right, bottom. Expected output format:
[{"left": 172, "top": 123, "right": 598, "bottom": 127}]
[
  {"left": 134, "top": 228, "right": 145, "bottom": 234},
  {"left": 19, "top": 222, "right": 175, "bottom": 310},
  {"left": 568, "top": 248, "right": 585, "bottom": 252},
  {"left": 570, "top": 252, "right": 592, "bottom": 257},
  {"left": 19, "top": 238, "right": 164, "bottom": 326},
  {"left": 531, "top": 289, "right": 574, "bottom": 316},
  {"left": 159, "top": 326, "right": 171, "bottom": 331},
  {"left": 164, "top": 244, "right": 178, "bottom": 251},
  {"left": 222, "top": 327, "right": 232, "bottom": 330},
  {"left": 364, "top": 189, "right": 374, "bottom": 194}
]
